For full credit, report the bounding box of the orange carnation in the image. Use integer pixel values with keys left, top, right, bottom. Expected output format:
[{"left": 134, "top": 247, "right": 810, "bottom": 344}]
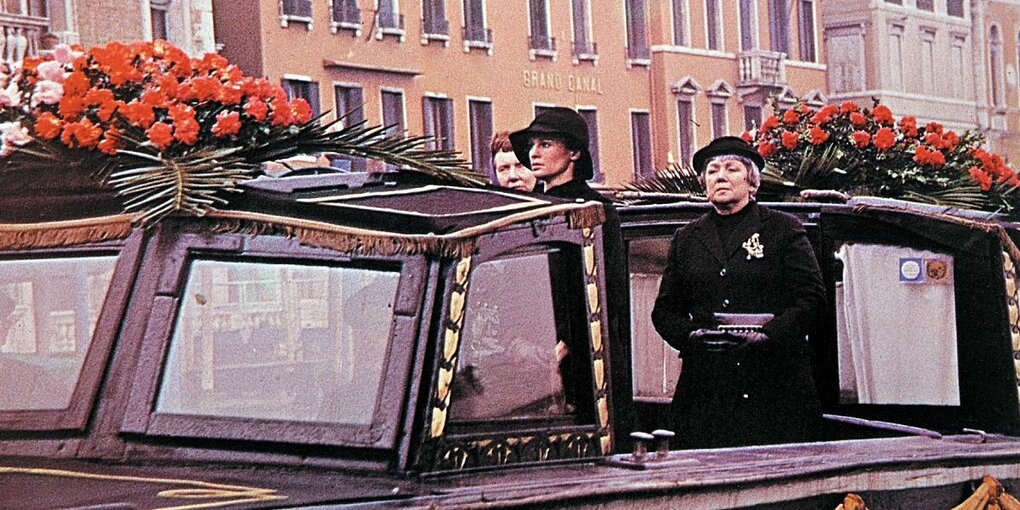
[
  {"left": 782, "top": 109, "right": 800, "bottom": 125},
  {"left": 871, "top": 104, "right": 894, "bottom": 125},
  {"left": 212, "top": 111, "right": 242, "bottom": 137},
  {"left": 852, "top": 131, "right": 871, "bottom": 148},
  {"left": 146, "top": 122, "right": 174, "bottom": 150},
  {"left": 781, "top": 130, "right": 799, "bottom": 150},
  {"left": 173, "top": 117, "right": 200, "bottom": 145},
  {"left": 757, "top": 142, "right": 777, "bottom": 158},
  {"left": 850, "top": 112, "right": 866, "bottom": 127},
  {"left": 809, "top": 125, "right": 829, "bottom": 145},
  {"left": 291, "top": 98, "right": 313, "bottom": 124},
  {"left": 244, "top": 98, "right": 268, "bottom": 121},
  {"left": 34, "top": 111, "right": 62, "bottom": 140}
]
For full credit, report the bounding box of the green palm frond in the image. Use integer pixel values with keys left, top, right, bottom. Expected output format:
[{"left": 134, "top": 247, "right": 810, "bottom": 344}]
[
  {"left": 902, "top": 181, "right": 990, "bottom": 211},
  {"left": 622, "top": 160, "right": 705, "bottom": 201},
  {"left": 100, "top": 117, "right": 482, "bottom": 225}
]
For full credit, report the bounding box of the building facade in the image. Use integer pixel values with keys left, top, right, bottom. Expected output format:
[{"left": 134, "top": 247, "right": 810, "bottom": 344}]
[
  {"left": 0, "top": 0, "right": 214, "bottom": 68},
  {"left": 213, "top": 0, "right": 827, "bottom": 185},
  {"left": 822, "top": 0, "right": 1019, "bottom": 163}
]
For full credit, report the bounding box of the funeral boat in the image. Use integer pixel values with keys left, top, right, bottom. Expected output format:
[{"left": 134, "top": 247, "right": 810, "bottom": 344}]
[{"left": 2, "top": 170, "right": 1020, "bottom": 509}]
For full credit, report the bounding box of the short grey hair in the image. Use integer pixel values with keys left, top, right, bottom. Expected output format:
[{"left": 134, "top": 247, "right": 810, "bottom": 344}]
[{"left": 705, "top": 154, "right": 761, "bottom": 192}]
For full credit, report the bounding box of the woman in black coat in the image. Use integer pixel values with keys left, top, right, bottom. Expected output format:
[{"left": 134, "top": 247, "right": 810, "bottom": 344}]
[{"left": 651, "top": 136, "right": 825, "bottom": 449}]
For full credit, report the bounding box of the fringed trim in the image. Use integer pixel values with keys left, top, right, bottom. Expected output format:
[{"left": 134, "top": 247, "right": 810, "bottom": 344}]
[
  {"left": 295, "top": 229, "right": 476, "bottom": 259},
  {"left": 0, "top": 215, "right": 134, "bottom": 251},
  {"left": 204, "top": 202, "right": 598, "bottom": 258},
  {"left": 567, "top": 202, "right": 607, "bottom": 230}
]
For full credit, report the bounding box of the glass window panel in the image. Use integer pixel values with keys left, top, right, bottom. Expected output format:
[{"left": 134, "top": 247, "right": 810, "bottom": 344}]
[
  {"left": 672, "top": 0, "right": 686, "bottom": 45},
  {"left": 739, "top": 0, "right": 755, "bottom": 51},
  {"left": 630, "top": 111, "right": 653, "bottom": 179},
  {"left": 711, "top": 102, "right": 727, "bottom": 138},
  {"left": 157, "top": 260, "right": 400, "bottom": 425},
  {"left": 451, "top": 253, "right": 577, "bottom": 421},
  {"left": 705, "top": 0, "right": 721, "bottom": 50},
  {"left": 798, "top": 0, "right": 816, "bottom": 61},
  {"left": 468, "top": 100, "right": 493, "bottom": 178},
  {"left": 769, "top": 0, "right": 789, "bottom": 54},
  {"left": 677, "top": 98, "right": 694, "bottom": 164},
  {"left": 916, "top": 0, "right": 933, "bottom": 11},
  {"left": 0, "top": 256, "right": 117, "bottom": 411},
  {"left": 947, "top": 0, "right": 963, "bottom": 17}
]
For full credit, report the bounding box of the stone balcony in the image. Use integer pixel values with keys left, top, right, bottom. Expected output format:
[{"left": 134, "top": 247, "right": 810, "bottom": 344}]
[
  {"left": 737, "top": 49, "right": 787, "bottom": 88},
  {"left": 0, "top": 12, "right": 50, "bottom": 67}
]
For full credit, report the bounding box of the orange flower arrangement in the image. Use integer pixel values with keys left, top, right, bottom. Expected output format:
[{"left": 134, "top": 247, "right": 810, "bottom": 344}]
[
  {"left": 0, "top": 40, "right": 473, "bottom": 223},
  {"left": 745, "top": 98, "right": 1019, "bottom": 214}
]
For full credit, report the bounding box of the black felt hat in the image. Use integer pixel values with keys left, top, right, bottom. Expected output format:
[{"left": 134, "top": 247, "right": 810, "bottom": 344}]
[
  {"left": 509, "top": 107, "right": 594, "bottom": 181},
  {"left": 692, "top": 136, "right": 766, "bottom": 174}
]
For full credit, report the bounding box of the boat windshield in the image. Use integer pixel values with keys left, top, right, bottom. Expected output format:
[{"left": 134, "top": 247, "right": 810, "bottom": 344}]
[{"left": 156, "top": 259, "right": 400, "bottom": 425}]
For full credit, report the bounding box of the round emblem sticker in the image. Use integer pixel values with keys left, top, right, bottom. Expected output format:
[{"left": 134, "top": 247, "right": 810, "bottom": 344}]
[{"left": 900, "top": 259, "right": 922, "bottom": 281}]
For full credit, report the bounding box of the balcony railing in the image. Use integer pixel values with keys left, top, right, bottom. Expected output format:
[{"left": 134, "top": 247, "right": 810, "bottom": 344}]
[
  {"left": 332, "top": 2, "right": 360, "bottom": 25},
  {"left": 463, "top": 25, "right": 492, "bottom": 44},
  {"left": 282, "top": 0, "right": 312, "bottom": 18},
  {"left": 738, "top": 50, "right": 787, "bottom": 87},
  {"left": 376, "top": 11, "right": 404, "bottom": 30},
  {"left": 529, "top": 34, "right": 556, "bottom": 52},
  {"left": 0, "top": 13, "right": 49, "bottom": 66},
  {"left": 572, "top": 40, "right": 597, "bottom": 58},
  {"left": 422, "top": 17, "right": 449, "bottom": 36}
]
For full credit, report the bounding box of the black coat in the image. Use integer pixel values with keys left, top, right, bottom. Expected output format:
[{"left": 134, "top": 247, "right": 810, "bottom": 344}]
[
  {"left": 545, "top": 179, "right": 635, "bottom": 449},
  {"left": 651, "top": 203, "right": 825, "bottom": 449}
]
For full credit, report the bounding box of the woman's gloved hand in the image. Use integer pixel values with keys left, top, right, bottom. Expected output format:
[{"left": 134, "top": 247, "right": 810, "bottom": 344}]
[
  {"left": 729, "top": 330, "right": 769, "bottom": 347},
  {"left": 689, "top": 329, "right": 743, "bottom": 352}
]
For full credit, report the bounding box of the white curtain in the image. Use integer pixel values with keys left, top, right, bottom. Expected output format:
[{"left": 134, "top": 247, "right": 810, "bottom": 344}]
[{"left": 836, "top": 243, "right": 960, "bottom": 405}]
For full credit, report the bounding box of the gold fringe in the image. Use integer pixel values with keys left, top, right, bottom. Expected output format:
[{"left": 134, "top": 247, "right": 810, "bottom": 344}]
[
  {"left": 567, "top": 203, "right": 607, "bottom": 230},
  {"left": 295, "top": 228, "right": 476, "bottom": 259},
  {"left": 0, "top": 215, "right": 134, "bottom": 250}
]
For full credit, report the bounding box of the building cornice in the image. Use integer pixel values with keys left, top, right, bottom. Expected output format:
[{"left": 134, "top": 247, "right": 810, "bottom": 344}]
[{"left": 321, "top": 60, "right": 423, "bottom": 77}]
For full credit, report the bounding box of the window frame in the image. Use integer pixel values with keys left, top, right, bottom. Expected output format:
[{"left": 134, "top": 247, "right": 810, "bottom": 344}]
[
  {"left": 467, "top": 98, "right": 494, "bottom": 179},
  {"left": 423, "top": 95, "right": 455, "bottom": 151},
  {"left": 798, "top": 0, "right": 817, "bottom": 62},
  {"left": 630, "top": 109, "right": 653, "bottom": 180},
  {"left": 0, "top": 233, "right": 143, "bottom": 432},
  {"left": 121, "top": 232, "right": 426, "bottom": 450}
]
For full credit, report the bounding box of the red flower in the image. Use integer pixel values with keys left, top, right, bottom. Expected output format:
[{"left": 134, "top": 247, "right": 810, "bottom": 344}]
[
  {"left": 924, "top": 132, "right": 942, "bottom": 147},
  {"left": 190, "top": 75, "right": 222, "bottom": 102},
  {"left": 173, "top": 117, "right": 200, "bottom": 145},
  {"left": 757, "top": 142, "right": 777, "bottom": 158},
  {"left": 212, "top": 111, "right": 242, "bottom": 137},
  {"left": 781, "top": 130, "right": 800, "bottom": 150},
  {"left": 913, "top": 146, "right": 946, "bottom": 168},
  {"left": 97, "top": 128, "right": 121, "bottom": 155},
  {"left": 852, "top": 131, "right": 871, "bottom": 148},
  {"left": 850, "top": 112, "right": 866, "bottom": 127},
  {"left": 34, "top": 111, "right": 62, "bottom": 140},
  {"left": 810, "top": 110, "right": 832, "bottom": 125},
  {"left": 760, "top": 115, "right": 779, "bottom": 132},
  {"left": 291, "top": 98, "right": 313, "bottom": 124},
  {"left": 809, "top": 125, "right": 829, "bottom": 145},
  {"left": 168, "top": 103, "right": 196, "bottom": 124},
  {"left": 146, "top": 122, "right": 174, "bottom": 150},
  {"left": 121, "top": 101, "right": 156, "bottom": 129},
  {"left": 63, "top": 71, "right": 89, "bottom": 97},
  {"left": 270, "top": 102, "right": 293, "bottom": 127},
  {"left": 740, "top": 131, "right": 753, "bottom": 143},
  {"left": 840, "top": 101, "right": 858, "bottom": 114},
  {"left": 941, "top": 131, "right": 960, "bottom": 151},
  {"left": 58, "top": 95, "right": 85, "bottom": 121},
  {"left": 898, "top": 116, "right": 919, "bottom": 138},
  {"left": 244, "top": 98, "right": 269, "bottom": 121},
  {"left": 970, "top": 166, "right": 993, "bottom": 191},
  {"left": 925, "top": 121, "right": 943, "bottom": 135},
  {"left": 873, "top": 127, "right": 896, "bottom": 151},
  {"left": 871, "top": 105, "right": 894, "bottom": 125},
  {"left": 60, "top": 118, "right": 102, "bottom": 148},
  {"left": 782, "top": 109, "right": 800, "bottom": 125}
]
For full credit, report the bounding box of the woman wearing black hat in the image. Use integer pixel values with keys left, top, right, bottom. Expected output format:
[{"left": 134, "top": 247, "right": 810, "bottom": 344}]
[
  {"left": 651, "top": 136, "right": 826, "bottom": 449},
  {"left": 509, "top": 108, "right": 636, "bottom": 450}
]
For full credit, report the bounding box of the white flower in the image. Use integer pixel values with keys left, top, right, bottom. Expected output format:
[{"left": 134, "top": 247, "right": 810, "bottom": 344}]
[
  {"left": 52, "top": 44, "right": 75, "bottom": 65},
  {"left": 36, "top": 60, "right": 67, "bottom": 83},
  {"left": 0, "top": 121, "right": 30, "bottom": 157},
  {"left": 0, "top": 80, "right": 21, "bottom": 108},
  {"left": 30, "top": 80, "right": 63, "bottom": 107}
]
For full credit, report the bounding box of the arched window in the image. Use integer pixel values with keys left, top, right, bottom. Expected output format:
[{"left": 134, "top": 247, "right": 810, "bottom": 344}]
[{"left": 990, "top": 25, "right": 1004, "bottom": 107}]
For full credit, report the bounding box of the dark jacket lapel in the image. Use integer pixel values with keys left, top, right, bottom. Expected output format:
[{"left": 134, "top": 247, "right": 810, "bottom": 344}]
[{"left": 690, "top": 216, "right": 727, "bottom": 265}]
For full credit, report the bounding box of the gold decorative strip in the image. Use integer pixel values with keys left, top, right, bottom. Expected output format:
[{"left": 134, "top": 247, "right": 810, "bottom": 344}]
[
  {"left": 0, "top": 465, "right": 285, "bottom": 510},
  {"left": 1002, "top": 252, "right": 1020, "bottom": 400},
  {"left": 581, "top": 227, "right": 612, "bottom": 455},
  {"left": 0, "top": 215, "right": 134, "bottom": 251},
  {"left": 430, "top": 255, "right": 472, "bottom": 438}
]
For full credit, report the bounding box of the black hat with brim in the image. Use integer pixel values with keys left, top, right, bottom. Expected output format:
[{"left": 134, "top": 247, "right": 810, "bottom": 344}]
[
  {"left": 509, "top": 107, "right": 594, "bottom": 181},
  {"left": 692, "top": 136, "right": 766, "bottom": 174}
]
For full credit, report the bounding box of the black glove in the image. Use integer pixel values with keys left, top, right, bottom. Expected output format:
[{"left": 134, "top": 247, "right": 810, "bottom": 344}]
[
  {"left": 689, "top": 329, "right": 742, "bottom": 352},
  {"left": 728, "top": 330, "right": 769, "bottom": 348}
]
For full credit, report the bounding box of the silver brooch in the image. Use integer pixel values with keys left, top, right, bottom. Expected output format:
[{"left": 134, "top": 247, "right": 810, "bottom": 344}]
[{"left": 742, "top": 233, "right": 764, "bottom": 260}]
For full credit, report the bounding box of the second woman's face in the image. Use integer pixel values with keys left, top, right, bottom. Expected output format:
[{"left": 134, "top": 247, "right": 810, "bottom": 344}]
[
  {"left": 704, "top": 158, "right": 753, "bottom": 214},
  {"left": 493, "top": 150, "right": 536, "bottom": 191}
]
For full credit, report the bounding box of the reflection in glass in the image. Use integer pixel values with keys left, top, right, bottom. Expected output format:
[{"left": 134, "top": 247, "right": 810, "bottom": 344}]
[
  {"left": 157, "top": 260, "right": 399, "bottom": 425},
  {"left": 0, "top": 256, "right": 117, "bottom": 410},
  {"left": 450, "top": 253, "right": 573, "bottom": 421}
]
